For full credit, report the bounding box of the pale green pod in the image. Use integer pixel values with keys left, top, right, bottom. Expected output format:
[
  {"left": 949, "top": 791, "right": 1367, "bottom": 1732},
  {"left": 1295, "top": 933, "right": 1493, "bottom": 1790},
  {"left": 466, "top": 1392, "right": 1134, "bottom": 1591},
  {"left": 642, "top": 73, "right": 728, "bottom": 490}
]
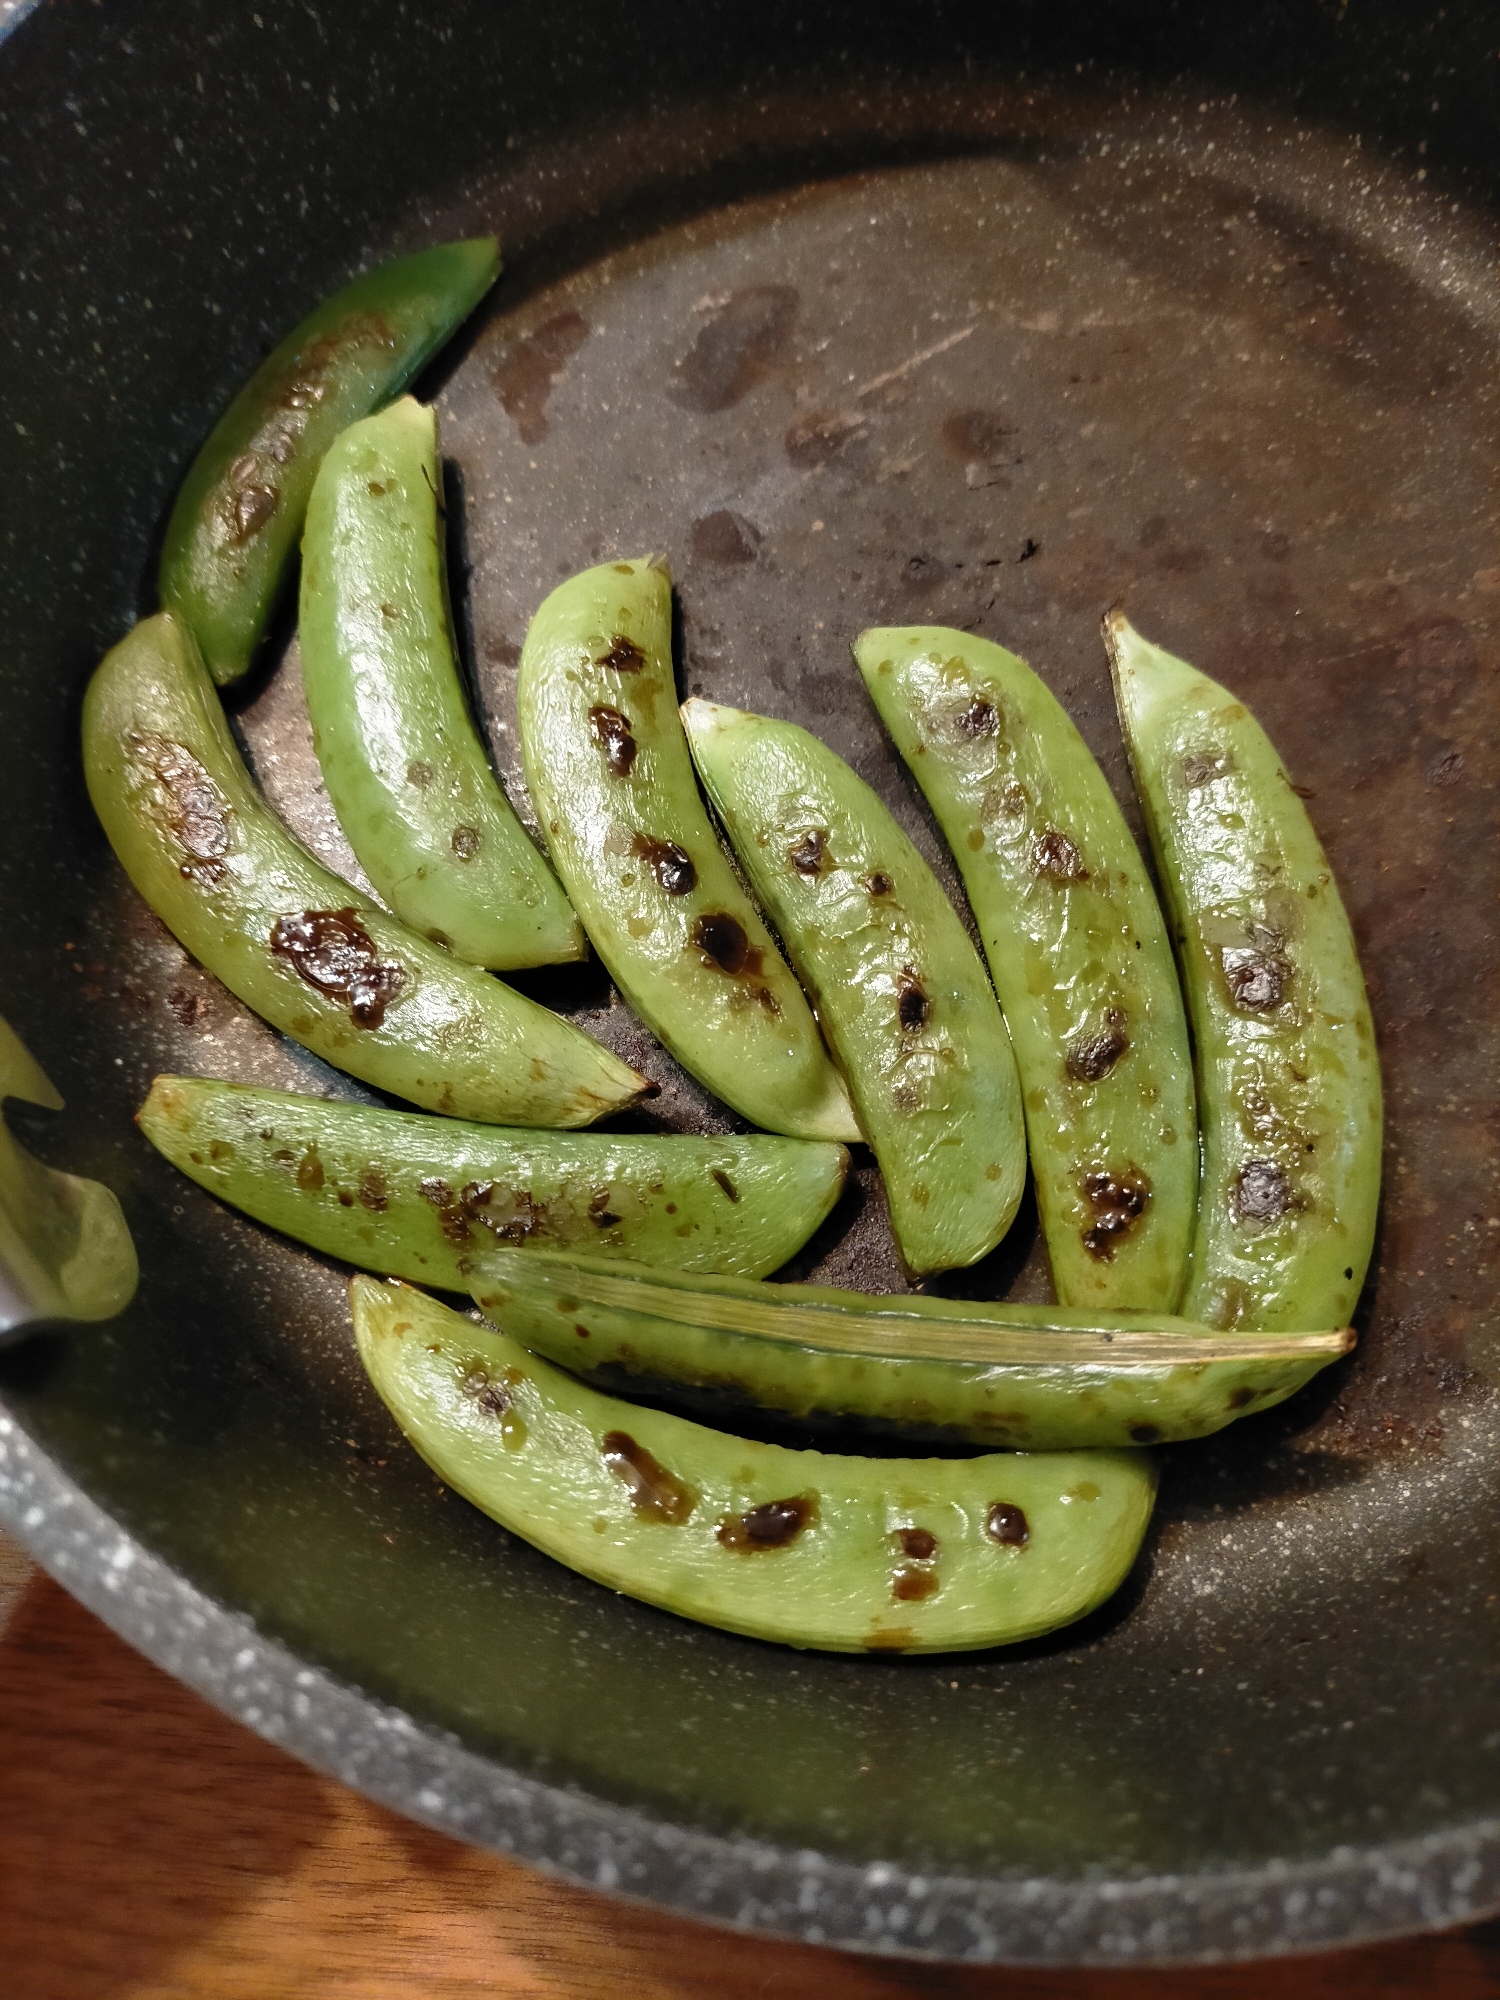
[
  {"left": 517, "top": 559, "right": 858, "bottom": 1142},
  {"left": 468, "top": 1245, "right": 1355, "bottom": 1452},
  {"left": 355, "top": 1276, "right": 1159, "bottom": 1654},
  {"left": 82, "top": 614, "right": 647, "bottom": 1128},
  {"left": 161, "top": 239, "right": 501, "bottom": 686},
  {"left": 299, "top": 398, "right": 583, "bottom": 970},
  {"left": 854, "top": 626, "right": 1196, "bottom": 1312},
  {"left": 1105, "top": 611, "right": 1382, "bottom": 1332},
  {"left": 682, "top": 699, "right": 1025, "bottom": 1277},
  {"left": 138, "top": 1075, "right": 847, "bottom": 1284}
]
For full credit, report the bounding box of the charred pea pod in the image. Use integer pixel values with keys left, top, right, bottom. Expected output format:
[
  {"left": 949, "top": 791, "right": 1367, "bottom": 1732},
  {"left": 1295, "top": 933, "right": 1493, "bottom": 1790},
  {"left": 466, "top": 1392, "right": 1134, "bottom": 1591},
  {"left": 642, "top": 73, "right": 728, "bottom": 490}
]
[
  {"left": 356, "top": 1276, "right": 1158, "bottom": 1654},
  {"left": 138, "top": 1076, "right": 847, "bottom": 1284},
  {"left": 1105, "top": 611, "right": 1382, "bottom": 1331},
  {"left": 682, "top": 700, "right": 1025, "bottom": 1277},
  {"left": 517, "top": 560, "right": 858, "bottom": 1142},
  {"left": 299, "top": 397, "right": 583, "bottom": 969},
  {"left": 468, "top": 1245, "right": 1354, "bottom": 1451},
  {"left": 855, "top": 627, "right": 1196, "bottom": 1312},
  {"left": 83, "top": 614, "right": 647, "bottom": 1128},
  {"left": 160, "top": 238, "right": 500, "bottom": 687}
]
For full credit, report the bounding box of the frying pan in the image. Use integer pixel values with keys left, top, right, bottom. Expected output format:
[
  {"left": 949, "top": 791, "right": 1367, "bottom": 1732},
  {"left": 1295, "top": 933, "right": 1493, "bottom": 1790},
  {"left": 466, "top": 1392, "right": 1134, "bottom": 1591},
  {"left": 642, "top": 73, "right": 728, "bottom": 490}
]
[{"left": 1, "top": 0, "right": 1496, "bottom": 1965}]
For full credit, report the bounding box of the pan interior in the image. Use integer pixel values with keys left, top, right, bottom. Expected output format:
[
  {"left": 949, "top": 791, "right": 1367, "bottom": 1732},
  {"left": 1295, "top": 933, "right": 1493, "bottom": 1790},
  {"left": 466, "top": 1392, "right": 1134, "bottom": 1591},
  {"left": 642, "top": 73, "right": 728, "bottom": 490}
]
[{"left": 3, "top": 71, "right": 1497, "bottom": 1885}]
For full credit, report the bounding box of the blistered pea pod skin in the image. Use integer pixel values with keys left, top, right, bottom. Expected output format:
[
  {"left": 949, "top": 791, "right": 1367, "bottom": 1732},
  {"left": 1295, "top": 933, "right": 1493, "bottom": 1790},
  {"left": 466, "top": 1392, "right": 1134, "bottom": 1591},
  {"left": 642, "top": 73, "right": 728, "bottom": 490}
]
[
  {"left": 299, "top": 398, "right": 583, "bottom": 970},
  {"left": 854, "top": 627, "right": 1197, "bottom": 1312},
  {"left": 138, "top": 1076, "right": 848, "bottom": 1285},
  {"left": 468, "top": 1245, "right": 1356, "bottom": 1451},
  {"left": 1105, "top": 611, "right": 1382, "bottom": 1332},
  {"left": 161, "top": 239, "right": 501, "bottom": 687},
  {"left": 517, "top": 560, "right": 859, "bottom": 1142},
  {"left": 82, "top": 614, "right": 648, "bottom": 1128},
  {"left": 682, "top": 700, "right": 1026, "bottom": 1277},
  {"left": 354, "top": 1276, "right": 1159, "bottom": 1654}
]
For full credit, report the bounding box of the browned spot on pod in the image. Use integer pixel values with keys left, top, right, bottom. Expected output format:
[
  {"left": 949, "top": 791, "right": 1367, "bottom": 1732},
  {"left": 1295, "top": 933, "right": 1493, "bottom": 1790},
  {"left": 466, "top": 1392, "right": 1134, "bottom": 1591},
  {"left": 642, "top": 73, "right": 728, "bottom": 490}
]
[
  {"left": 711, "top": 1168, "right": 740, "bottom": 1203},
  {"left": 1227, "top": 1385, "right": 1260, "bottom": 1410},
  {"left": 1079, "top": 1166, "right": 1152, "bottom": 1258},
  {"left": 955, "top": 697, "right": 999, "bottom": 739},
  {"left": 1066, "top": 1010, "right": 1130, "bottom": 1082},
  {"left": 1221, "top": 925, "right": 1291, "bottom": 1011},
  {"left": 864, "top": 1626, "right": 917, "bottom": 1652},
  {"left": 896, "top": 1527, "right": 937, "bottom": 1562},
  {"left": 1031, "top": 828, "right": 1088, "bottom": 883},
  {"left": 692, "top": 911, "right": 751, "bottom": 975},
  {"left": 892, "top": 1565, "right": 939, "bottom": 1602},
  {"left": 406, "top": 760, "right": 436, "bottom": 789},
  {"left": 631, "top": 833, "right": 696, "bottom": 895},
  {"left": 1181, "top": 747, "right": 1234, "bottom": 787},
  {"left": 357, "top": 1167, "right": 388, "bottom": 1213},
  {"left": 717, "top": 1493, "right": 818, "bottom": 1551},
  {"left": 896, "top": 970, "right": 931, "bottom": 1033},
  {"left": 985, "top": 1502, "right": 1029, "bottom": 1547},
  {"left": 601, "top": 1431, "right": 697, "bottom": 1524},
  {"left": 588, "top": 1187, "right": 621, "bottom": 1229},
  {"left": 294, "top": 1146, "right": 324, "bottom": 1193},
  {"left": 129, "top": 733, "right": 232, "bottom": 883},
  {"left": 788, "top": 829, "right": 828, "bottom": 876},
  {"left": 1130, "top": 1423, "right": 1162, "bottom": 1445},
  {"left": 450, "top": 825, "right": 481, "bottom": 861},
  {"left": 864, "top": 871, "right": 893, "bottom": 898},
  {"left": 1233, "top": 1159, "right": 1298, "bottom": 1223},
  {"left": 269, "top": 908, "right": 404, "bottom": 1028},
  {"left": 588, "top": 705, "right": 637, "bottom": 777}
]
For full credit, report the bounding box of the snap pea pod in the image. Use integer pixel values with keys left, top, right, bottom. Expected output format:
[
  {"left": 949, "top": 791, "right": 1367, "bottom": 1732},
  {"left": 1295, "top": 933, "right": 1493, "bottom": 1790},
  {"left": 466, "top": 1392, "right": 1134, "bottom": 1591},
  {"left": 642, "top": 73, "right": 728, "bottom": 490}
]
[
  {"left": 469, "top": 1246, "right": 1352, "bottom": 1450},
  {"left": 682, "top": 700, "right": 1025, "bottom": 1277},
  {"left": 355, "top": 1275, "right": 1158, "bottom": 1654},
  {"left": 299, "top": 398, "right": 582, "bottom": 970},
  {"left": 138, "top": 1076, "right": 847, "bottom": 1284},
  {"left": 854, "top": 627, "right": 1196, "bottom": 1312},
  {"left": 83, "top": 613, "right": 647, "bottom": 1127},
  {"left": 1105, "top": 611, "right": 1382, "bottom": 1332},
  {"left": 517, "top": 560, "right": 858, "bottom": 1143},
  {"left": 161, "top": 238, "right": 500, "bottom": 686}
]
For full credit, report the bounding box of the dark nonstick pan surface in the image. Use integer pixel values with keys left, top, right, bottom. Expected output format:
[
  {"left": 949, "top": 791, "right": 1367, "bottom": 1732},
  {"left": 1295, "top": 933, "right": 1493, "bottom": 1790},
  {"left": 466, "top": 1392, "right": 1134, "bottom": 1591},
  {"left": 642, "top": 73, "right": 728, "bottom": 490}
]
[{"left": 1, "top": 0, "right": 1497, "bottom": 1965}]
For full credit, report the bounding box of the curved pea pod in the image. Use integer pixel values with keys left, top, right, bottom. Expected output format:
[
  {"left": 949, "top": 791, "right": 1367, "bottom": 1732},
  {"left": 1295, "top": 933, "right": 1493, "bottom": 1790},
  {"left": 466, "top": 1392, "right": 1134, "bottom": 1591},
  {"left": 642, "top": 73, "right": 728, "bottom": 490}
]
[
  {"left": 854, "top": 626, "right": 1196, "bottom": 1312},
  {"left": 471, "top": 1247, "right": 1353, "bottom": 1450},
  {"left": 138, "top": 1075, "right": 847, "bottom": 1284},
  {"left": 161, "top": 238, "right": 500, "bottom": 686},
  {"left": 682, "top": 700, "right": 1025, "bottom": 1277},
  {"left": 355, "top": 1276, "right": 1158, "bottom": 1654},
  {"left": 517, "top": 560, "right": 858, "bottom": 1143},
  {"left": 1105, "top": 611, "right": 1382, "bottom": 1332},
  {"left": 83, "top": 613, "right": 647, "bottom": 1128}
]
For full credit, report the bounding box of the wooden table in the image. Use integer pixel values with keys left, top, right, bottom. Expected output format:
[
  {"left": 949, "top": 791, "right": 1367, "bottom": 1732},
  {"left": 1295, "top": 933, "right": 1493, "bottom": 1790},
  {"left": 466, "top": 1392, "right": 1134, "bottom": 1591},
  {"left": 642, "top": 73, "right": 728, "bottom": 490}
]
[{"left": 2, "top": 1540, "right": 1495, "bottom": 2000}]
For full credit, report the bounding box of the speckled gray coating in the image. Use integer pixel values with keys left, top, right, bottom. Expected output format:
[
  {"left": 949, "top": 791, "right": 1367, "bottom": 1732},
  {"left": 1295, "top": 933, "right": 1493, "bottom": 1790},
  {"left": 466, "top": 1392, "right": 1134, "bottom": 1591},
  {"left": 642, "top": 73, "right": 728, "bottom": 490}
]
[{"left": 1, "top": 0, "right": 1498, "bottom": 1967}]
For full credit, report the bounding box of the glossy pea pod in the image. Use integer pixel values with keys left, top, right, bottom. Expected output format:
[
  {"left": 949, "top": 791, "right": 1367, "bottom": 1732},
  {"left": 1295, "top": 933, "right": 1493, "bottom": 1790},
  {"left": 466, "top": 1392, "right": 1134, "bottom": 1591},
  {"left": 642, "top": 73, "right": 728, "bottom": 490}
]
[
  {"left": 161, "top": 239, "right": 500, "bottom": 686},
  {"left": 855, "top": 627, "right": 1196, "bottom": 1311},
  {"left": 517, "top": 560, "right": 858, "bottom": 1142},
  {"left": 82, "top": 614, "right": 647, "bottom": 1128},
  {"left": 138, "top": 1076, "right": 847, "bottom": 1285},
  {"left": 299, "top": 397, "right": 583, "bottom": 969},
  {"left": 1105, "top": 611, "right": 1382, "bottom": 1331},
  {"left": 469, "top": 1245, "right": 1354, "bottom": 1451},
  {"left": 682, "top": 700, "right": 1026, "bottom": 1277},
  {"left": 355, "top": 1276, "right": 1159, "bottom": 1654}
]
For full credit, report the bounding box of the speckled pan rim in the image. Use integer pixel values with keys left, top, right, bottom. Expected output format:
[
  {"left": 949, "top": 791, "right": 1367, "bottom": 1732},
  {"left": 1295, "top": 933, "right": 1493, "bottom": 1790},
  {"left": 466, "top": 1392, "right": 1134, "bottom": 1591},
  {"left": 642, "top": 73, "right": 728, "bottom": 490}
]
[{"left": 2, "top": 1410, "right": 1496, "bottom": 1965}]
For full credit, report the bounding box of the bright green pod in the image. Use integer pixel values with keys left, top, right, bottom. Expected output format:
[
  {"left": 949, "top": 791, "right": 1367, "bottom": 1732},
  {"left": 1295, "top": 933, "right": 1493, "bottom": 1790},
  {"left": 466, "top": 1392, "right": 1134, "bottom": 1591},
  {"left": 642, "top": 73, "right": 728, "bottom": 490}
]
[
  {"left": 138, "top": 1075, "right": 848, "bottom": 1285},
  {"left": 517, "top": 560, "right": 858, "bottom": 1143},
  {"left": 161, "top": 239, "right": 501, "bottom": 687},
  {"left": 355, "top": 1275, "right": 1158, "bottom": 1654},
  {"left": 468, "top": 1245, "right": 1354, "bottom": 1451},
  {"left": 682, "top": 700, "right": 1026, "bottom": 1277},
  {"left": 854, "top": 626, "right": 1196, "bottom": 1312},
  {"left": 82, "top": 614, "right": 647, "bottom": 1128},
  {"left": 299, "top": 398, "right": 583, "bottom": 970},
  {"left": 1105, "top": 611, "right": 1383, "bottom": 1332}
]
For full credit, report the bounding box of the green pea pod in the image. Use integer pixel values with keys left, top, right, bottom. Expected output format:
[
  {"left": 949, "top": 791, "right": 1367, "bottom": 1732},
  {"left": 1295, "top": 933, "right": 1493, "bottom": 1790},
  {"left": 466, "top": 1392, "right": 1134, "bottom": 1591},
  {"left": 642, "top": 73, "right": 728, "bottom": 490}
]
[
  {"left": 83, "top": 613, "right": 647, "bottom": 1128},
  {"left": 854, "top": 627, "right": 1196, "bottom": 1312},
  {"left": 161, "top": 239, "right": 501, "bottom": 686},
  {"left": 517, "top": 560, "right": 858, "bottom": 1143},
  {"left": 468, "top": 1245, "right": 1354, "bottom": 1450},
  {"left": 682, "top": 700, "right": 1025, "bottom": 1277},
  {"left": 299, "top": 397, "right": 582, "bottom": 969},
  {"left": 1105, "top": 611, "right": 1382, "bottom": 1331},
  {"left": 138, "top": 1075, "right": 847, "bottom": 1284},
  {"left": 355, "top": 1275, "right": 1158, "bottom": 1654}
]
